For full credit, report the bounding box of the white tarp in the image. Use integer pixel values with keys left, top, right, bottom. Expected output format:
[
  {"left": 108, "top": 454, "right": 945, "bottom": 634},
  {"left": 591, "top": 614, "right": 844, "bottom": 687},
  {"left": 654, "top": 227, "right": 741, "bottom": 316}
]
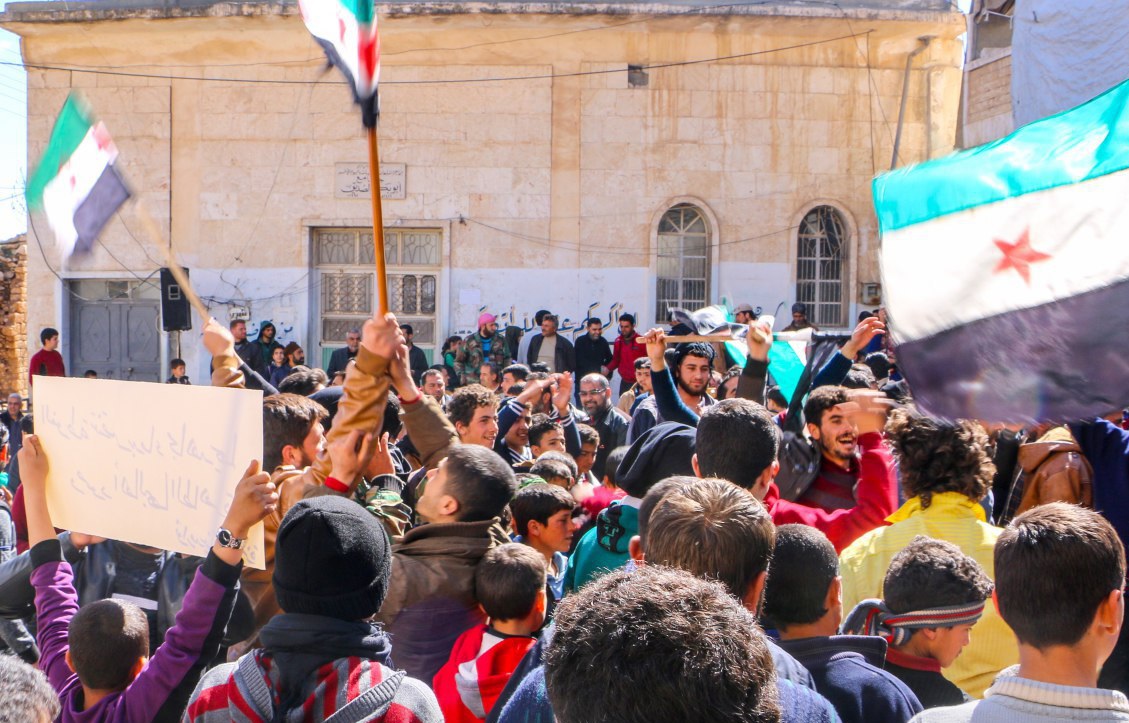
[{"left": 1012, "top": 0, "right": 1129, "bottom": 127}]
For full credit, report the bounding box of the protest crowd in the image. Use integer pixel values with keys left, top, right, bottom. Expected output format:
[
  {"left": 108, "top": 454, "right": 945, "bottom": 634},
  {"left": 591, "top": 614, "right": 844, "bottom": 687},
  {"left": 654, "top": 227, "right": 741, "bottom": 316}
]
[{"left": 2, "top": 301, "right": 1129, "bottom": 723}]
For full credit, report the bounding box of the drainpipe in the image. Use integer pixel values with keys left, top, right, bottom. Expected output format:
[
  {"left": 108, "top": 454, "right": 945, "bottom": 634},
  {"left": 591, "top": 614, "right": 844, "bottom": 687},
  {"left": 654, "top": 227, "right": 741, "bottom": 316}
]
[{"left": 891, "top": 36, "right": 934, "bottom": 170}]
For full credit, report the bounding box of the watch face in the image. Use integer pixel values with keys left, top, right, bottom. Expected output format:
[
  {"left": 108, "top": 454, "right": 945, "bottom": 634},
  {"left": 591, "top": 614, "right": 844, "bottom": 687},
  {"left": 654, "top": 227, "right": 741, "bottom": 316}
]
[{"left": 217, "top": 529, "right": 232, "bottom": 546}]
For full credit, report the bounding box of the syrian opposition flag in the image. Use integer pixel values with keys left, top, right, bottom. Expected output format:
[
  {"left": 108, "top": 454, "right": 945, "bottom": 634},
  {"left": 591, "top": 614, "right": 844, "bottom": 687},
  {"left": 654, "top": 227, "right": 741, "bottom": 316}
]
[
  {"left": 25, "top": 93, "right": 130, "bottom": 258},
  {"left": 299, "top": 0, "right": 380, "bottom": 127},
  {"left": 875, "top": 78, "right": 1129, "bottom": 423}
]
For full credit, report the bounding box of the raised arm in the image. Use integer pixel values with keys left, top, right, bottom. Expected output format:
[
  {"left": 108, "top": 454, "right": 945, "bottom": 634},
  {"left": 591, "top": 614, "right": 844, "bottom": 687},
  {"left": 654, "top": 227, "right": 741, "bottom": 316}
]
[
  {"left": 766, "top": 391, "right": 897, "bottom": 551},
  {"left": 204, "top": 318, "right": 246, "bottom": 389},
  {"left": 643, "top": 329, "right": 699, "bottom": 427},
  {"left": 311, "top": 312, "right": 398, "bottom": 492},
  {"left": 389, "top": 326, "right": 459, "bottom": 470},
  {"left": 128, "top": 461, "right": 278, "bottom": 721},
  {"left": 20, "top": 435, "right": 82, "bottom": 690},
  {"left": 550, "top": 375, "right": 582, "bottom": 457},
  {"left": 736, "top": 320, "right": 773, "bottom": 405}
]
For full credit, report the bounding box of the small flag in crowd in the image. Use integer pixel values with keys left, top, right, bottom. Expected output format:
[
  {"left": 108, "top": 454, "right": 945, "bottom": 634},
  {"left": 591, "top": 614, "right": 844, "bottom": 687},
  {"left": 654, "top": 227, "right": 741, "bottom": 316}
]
[
  {"left": 25, "top": 93, "right": 131, "bottom": 258},
  {"left": 875, "top": 77, "right": 1129, "bottom": 423},
  {"left": 299, "top": 0, "right": 381, "bottom": 128}
]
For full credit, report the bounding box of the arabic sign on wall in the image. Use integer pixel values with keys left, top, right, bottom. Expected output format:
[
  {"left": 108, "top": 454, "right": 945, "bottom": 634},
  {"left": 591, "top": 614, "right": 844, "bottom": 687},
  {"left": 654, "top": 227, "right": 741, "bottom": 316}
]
[{"left": 335, "top": 162, "right": 406, "bottom": 200}]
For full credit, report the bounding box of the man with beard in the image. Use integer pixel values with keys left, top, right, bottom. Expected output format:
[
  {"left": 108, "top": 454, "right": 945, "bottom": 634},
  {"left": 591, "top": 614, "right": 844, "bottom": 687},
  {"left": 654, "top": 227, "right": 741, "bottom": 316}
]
[
  {"left": 326, "top": 328, "right": 361, "bottom": 379},
  {"left": 231, "top": 320, "right": 268, "bottom": 379},
  {"left": 420, "top": 368, "right": 449, "bottom": 407},
  {"left": 456, "top": 313, "right": 510, "bottom": 387},
  {"left": 627, "top": 342, "right": 715, "bottom": 443},
  {"left": 574, "top": 318, "right": 612, "bottom": 383},
  {"left": 799, "top": 386, "right": 885, "bottom": 514},
  {"left": 255, "top": 321, "right": 283, "bottom": 372},
  {"left": 526, "top": 315, "right": 575, "bottom": 376},
  {"left": 578, "top": 373, "right": 628, "bottom": 479}
]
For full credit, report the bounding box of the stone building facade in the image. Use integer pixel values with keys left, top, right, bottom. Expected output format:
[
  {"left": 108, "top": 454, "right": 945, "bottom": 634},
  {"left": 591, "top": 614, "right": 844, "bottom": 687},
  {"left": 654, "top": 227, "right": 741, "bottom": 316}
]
[
  {"left": 2, "top": 0, "right": 964, "bottom": 380},
  {"left": 0, "top": 238, "right": 29, "bottom": 399}
]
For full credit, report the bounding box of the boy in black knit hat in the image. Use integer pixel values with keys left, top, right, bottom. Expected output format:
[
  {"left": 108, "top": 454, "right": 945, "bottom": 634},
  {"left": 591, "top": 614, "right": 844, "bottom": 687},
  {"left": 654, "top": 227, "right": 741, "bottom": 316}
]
[{"left": 185, "top": 495, "right": 441, "bottom": 722}]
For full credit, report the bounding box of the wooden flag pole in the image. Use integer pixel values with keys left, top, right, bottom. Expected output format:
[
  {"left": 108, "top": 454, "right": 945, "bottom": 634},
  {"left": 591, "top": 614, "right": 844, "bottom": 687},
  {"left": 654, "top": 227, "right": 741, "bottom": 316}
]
[
  {"left": 367, "top": 125, "right": 390, "bottom": 314},
  {"left": 135, "top": 203, "right": 210, "bottom": 323}
]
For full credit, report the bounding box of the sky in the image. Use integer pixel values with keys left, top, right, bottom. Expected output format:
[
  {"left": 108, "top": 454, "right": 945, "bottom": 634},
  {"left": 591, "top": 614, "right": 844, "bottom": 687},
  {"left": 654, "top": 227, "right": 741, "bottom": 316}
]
[{"left": 0, "top": 1, "right": 27, "bottom": 241}]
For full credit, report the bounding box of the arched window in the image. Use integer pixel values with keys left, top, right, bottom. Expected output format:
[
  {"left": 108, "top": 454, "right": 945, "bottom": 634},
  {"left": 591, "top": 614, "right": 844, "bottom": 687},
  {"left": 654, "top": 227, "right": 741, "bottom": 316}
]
[
  {"left": 796, "top": 205, "right": 847, "bottom": 327},
  {"left": 656, "top": 203, "right": 709, "bottom": 321}
]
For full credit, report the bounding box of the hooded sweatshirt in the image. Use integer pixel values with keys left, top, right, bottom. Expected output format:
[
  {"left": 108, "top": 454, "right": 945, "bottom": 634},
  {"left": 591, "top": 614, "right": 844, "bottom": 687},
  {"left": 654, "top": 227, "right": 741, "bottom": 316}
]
[{"left": 434, "top": 624, "right": 537, "bottom": 723}]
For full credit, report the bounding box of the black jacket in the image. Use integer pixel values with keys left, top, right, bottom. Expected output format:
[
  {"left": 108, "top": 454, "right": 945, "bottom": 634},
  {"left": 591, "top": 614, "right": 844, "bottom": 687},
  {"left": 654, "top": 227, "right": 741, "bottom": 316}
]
[
  {"left": 0, "top": 534, "right": 253, "bottom": 652},
  {"left": 587, "top": 405, "right": 629, "bottom": 479},
  {"left": 407, "top": 345, "right": 429, "bottom": 384},
  {"left": 526, "top": 334, "right": 575, "bottom": 374},
  {"left": 574, "top": 334, "right": 612, "bottom": 377}
]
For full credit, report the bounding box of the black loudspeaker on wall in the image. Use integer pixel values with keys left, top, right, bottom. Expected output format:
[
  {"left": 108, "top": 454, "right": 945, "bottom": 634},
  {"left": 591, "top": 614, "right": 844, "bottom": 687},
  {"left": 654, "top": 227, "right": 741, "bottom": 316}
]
[{"left": 160, "top": 267, "right": 192, "bottom": 332}]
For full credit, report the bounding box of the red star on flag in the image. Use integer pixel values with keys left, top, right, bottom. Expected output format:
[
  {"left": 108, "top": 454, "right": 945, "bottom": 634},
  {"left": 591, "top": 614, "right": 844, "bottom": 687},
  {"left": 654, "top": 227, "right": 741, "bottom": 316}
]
[{"left": 993, "top": 228, "right": 1051, "bottom": 284}]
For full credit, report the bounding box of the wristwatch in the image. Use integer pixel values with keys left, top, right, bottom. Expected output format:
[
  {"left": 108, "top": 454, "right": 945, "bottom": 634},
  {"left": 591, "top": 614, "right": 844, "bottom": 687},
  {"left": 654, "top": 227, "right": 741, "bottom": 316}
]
[{"left": 216, "top": 528, "right": 245, "bottom": 550}]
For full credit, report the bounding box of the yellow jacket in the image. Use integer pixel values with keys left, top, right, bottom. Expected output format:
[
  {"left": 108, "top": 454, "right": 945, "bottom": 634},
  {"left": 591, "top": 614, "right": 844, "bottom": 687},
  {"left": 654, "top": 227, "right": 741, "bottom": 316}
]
[{"left": 838, "top": 492, "right": 1019, "bottom": 698}]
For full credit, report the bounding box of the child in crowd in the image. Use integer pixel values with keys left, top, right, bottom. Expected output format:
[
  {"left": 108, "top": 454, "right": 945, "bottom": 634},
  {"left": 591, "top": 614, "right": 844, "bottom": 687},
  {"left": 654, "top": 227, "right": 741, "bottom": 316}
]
[
  {"left": 511, "top": 483, "right": 575, "bottom": 604},
  {"left": 434, "top": 544, "right": 546, "bottom": 723},
  {"left": 20, "top": 434, "right": 276, "bottom": 722},
  {"left": 528, "top": 455, "right": 574, "bottom": 490},
  {"left": 912, "top": 504, "right": 1129, "bottom": 722},
  {"left": 762, "top": 524, "right": 922, "bottom": 723},
  {"left": 165, "top": 358, "right": 190, "bottom": 385},
  {"left": 843, "top": 536, "right": 993, "bottom": 709}
]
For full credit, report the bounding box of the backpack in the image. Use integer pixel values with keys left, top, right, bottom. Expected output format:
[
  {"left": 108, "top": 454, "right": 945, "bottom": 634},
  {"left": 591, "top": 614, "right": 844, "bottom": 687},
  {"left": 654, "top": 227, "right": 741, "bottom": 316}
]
[
  {"left": 233, "top": 654, "right": 407, "bottom": 723},
  {"left": 774, "top": 430, "right": 821, "bottom": 502}
]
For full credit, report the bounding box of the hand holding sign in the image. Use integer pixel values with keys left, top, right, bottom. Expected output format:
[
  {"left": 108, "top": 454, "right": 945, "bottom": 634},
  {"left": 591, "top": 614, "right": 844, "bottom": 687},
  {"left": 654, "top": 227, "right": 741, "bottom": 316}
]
[
  {"left": 221, "top": 460, "right": 277, "bottom": 538},
  {"left": 212, "top": 460, "right": 277, "bottom": 566}
]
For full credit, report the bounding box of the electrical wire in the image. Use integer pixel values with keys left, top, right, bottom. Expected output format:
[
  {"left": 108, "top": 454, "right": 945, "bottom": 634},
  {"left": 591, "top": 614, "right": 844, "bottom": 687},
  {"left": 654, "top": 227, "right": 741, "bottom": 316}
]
[{"left": 0, "top": 31, "right": 871, "bottom": 86}]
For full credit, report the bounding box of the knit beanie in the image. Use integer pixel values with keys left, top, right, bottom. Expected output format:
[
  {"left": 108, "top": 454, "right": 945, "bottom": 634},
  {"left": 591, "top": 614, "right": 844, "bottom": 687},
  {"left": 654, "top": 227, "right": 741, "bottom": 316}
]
[
  {"left": 615, "top": 422, "right": 697, "bottom": 498},
  {"left": 273, "top": 495, "right": 391, "bottom": 621}
]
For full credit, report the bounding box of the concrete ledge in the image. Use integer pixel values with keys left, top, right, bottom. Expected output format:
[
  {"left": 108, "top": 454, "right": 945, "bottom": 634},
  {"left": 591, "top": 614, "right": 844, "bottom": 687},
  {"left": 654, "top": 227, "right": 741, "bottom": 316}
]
[{"left": 0, "top": 0, "right": 961, "bottom": 25}]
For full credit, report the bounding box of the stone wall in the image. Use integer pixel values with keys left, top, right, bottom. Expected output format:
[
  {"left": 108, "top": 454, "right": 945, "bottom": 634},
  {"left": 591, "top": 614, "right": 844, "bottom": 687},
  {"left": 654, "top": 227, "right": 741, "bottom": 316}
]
[
  {"left": 963, "top": 53, "right": 1014, "bottom": 147},
  {"left": 0, "top": 238, "right": 28, "bottom": 400}
]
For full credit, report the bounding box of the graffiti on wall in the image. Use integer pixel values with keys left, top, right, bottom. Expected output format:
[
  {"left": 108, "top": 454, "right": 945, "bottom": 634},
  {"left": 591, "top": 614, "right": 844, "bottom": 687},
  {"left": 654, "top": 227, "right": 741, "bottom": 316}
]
[{"left": 456, "top": 301, "right": 637, "bottom": 338}]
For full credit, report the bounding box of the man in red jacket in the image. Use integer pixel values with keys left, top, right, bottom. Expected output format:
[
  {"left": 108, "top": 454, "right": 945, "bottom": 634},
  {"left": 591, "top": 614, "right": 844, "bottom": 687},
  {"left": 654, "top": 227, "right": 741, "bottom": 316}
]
[
  {"left": 694, "top": 393, "right": 898, "bottom": 552},
  {"left": 28, "top": 328, "right": 65, "bottom": 390},
  {"left": 605, "top": 314, "right": 646, "bottom": 397}
]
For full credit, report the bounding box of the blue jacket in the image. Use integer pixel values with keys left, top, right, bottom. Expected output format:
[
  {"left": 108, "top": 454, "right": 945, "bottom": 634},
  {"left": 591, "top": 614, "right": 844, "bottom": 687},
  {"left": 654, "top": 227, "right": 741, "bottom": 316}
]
[
  {"left": 1070, "top": 419, "right": 1129, "bottom": 550},
  {"left": 775, "top": 635, "right": 922, "bottom": 723}
]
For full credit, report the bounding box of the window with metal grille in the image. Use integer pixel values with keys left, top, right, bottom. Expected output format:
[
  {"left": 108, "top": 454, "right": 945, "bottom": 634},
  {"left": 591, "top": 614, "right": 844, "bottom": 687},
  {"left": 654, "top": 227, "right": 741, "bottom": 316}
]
[
  {"left": 796, "top": 206, "right": 847, "bottom": 327},
  {"left": 314, "top": 227, "right": 441, "bottom": 368},
  {"left": 655, "top": 204, "right": 710, "bottom": 322}
]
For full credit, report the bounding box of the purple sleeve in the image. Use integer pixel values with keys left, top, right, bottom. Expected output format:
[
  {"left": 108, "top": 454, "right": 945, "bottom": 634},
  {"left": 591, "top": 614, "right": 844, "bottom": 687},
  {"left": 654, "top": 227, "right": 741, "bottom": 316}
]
[
  {"left": 117, "top": 550, "right": 242, "bottom": 723},
  {"left": 30, "top": 540, "right": 81, "bottom": 691}
]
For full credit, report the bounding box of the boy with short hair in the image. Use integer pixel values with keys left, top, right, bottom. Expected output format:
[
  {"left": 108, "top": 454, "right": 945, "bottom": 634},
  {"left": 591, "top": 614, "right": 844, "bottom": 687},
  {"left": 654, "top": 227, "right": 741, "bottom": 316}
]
[
  {"left": 912, "top": 504, "right": 1129, "bottom": 722},
  {"left": 511, "top": 483, "right": 575, "bottom": 602},
  {"left": 21, "top": 434, "right": 277, "bottom": 722},
  {"left": 763, "top": 524, "right": 922, "bottom": 723},
  {"left": 166, "top": 358, "right": 190, "bottom": 385},
  {"left": 843, "top": 536, "right": 993, "bottom": 709},
  {"left": 434, "top": 544, "right": 546, "bottom": 723},
  {"left": 528, "top": 456, "right": 573, "bottom": 490},
  {"left": 528, "top": 415, "right": 565, "bottom": 457}
]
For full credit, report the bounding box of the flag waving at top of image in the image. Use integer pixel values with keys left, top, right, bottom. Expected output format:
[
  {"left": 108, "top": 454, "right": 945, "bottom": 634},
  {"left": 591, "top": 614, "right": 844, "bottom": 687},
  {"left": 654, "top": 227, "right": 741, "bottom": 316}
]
[
  {"left": 875, "top": 77, "right": 1129, "bottom": 423},
  {"left": 299, "top": 0, "right": 381, "bottom": 128},
  {"left": 25, "top": 93, "right": 130, "bottom": 259}
]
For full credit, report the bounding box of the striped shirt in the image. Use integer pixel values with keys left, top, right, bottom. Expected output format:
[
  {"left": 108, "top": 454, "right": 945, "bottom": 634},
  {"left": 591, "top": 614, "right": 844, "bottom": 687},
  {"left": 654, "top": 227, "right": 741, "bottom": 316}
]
[{"left": 839, "top": 492, "right": 1019, "bottom": 699}]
